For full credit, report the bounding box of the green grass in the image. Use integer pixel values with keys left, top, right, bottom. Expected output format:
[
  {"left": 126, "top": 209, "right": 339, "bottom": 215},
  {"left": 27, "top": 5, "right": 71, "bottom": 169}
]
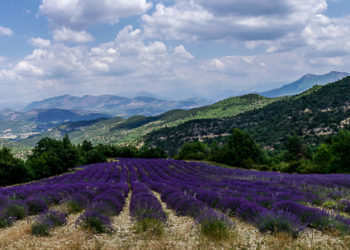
[
  {"left": 199, "top": 219, "right": 231, "bottom": 241},
  {"left": 66, "top": 201, "right": 84, "bottom": 214},
  {"left": 31, "top": 222, "right": 51, "bottom": 236},
  {"left": 134, "top": 218, "right": 165, "bottom": 238}
]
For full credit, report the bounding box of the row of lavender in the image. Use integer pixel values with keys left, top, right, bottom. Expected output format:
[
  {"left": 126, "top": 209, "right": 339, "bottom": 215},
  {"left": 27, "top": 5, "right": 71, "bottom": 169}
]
[
  {"left": 1, "top": 158, "right": 349, "bottom": 237},
  {"left": 0, "top": 162, "right": 129, "bottom": 234},
  {"left": 120, "top": 158, "right": 350, "bottom": 236}
]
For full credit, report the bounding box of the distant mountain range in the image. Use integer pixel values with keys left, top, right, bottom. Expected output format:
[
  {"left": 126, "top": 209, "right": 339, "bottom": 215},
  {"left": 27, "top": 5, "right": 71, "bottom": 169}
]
[
  {"left": 261, "top": 71, "right": 349, "bottom": 97},
  {"left": 4, "top": 70, "right": 350, "bottom": 154},
  {"left": 21, "top": 75, "right": 350, "bottom": 156},
  {"left": 24, "top": 94, "right": 210, "bottom": 117},
  {"left": 0, "top": 109, "right": 110, "bottom": 140},
  {"left": 20, "top": 94, "right": 279, "bottom": 147}
]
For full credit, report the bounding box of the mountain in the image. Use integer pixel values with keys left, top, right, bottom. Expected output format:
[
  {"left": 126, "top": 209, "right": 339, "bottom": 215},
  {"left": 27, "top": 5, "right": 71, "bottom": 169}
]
[
  {"left": 23, "top": 94, "right": 209, "bottom": 117},
  {"left": 19, "top": 75, "right": 350, "bottom": 154},
  {"left": 0, "top": 109, "right": 110, "bottom": 140},
  {"left": 20, "top": 94, "right": 278, "bottom": 146},
  {"left": 261, "top": 71, "right": 350, "bottom": 97},
  {"left": 145, "top": 77, "right": 350, "bottom": 155}
]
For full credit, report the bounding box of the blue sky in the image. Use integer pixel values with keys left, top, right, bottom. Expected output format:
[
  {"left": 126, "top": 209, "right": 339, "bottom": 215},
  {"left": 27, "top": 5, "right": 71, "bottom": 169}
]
[{"left": 1, "top": 0, "right": 350, "bottom": 104}]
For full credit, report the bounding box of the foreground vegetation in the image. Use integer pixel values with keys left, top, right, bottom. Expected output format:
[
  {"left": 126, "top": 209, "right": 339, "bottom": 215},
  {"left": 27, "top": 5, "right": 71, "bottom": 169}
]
[
  {"left": 175, "top": 128, "right": 350, "bottom": 174},
  {"left": 0, "top": 159, "right": 349, "bottom": 249}
]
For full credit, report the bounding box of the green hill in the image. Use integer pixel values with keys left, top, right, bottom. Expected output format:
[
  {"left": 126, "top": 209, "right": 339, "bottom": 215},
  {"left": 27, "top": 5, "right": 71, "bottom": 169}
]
[
  {"left": 20, "top": 94, "right": 278, "bottom": 147},
  {"left": 145, "top": 77, "right": 350, "bottom": 155}
]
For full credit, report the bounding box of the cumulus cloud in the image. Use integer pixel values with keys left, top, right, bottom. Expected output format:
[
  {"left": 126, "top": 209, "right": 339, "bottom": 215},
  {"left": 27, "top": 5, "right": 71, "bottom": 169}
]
[
  {"left": 142, "top": 0, "right": 327, "bottom": 42},
  {"left": 3, "top": 0, "right": 350, "bottom": 102},
  {"left": 174, "top": 45, "right": 194, "bottom": 59},
  {"left": 53, "top": 27, "right": 94, "bottom": 43},
  {"left": 0, "top": 26, "right": 197, "bottom": 100},
  {"left": 0, "top": 25, "right": 13, "bottom": 36},
  {"left": 29, "top": 38, "right": 51, "bottom": 48},
  {"left": 39, "top": 0, "right": 152, "bottom": 29}
]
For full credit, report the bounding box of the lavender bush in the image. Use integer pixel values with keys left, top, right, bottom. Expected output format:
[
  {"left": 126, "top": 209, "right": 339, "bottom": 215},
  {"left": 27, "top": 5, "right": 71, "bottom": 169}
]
[
  {"left": 76, "top": 211, "right": 113, "bottom": 234},
  {"left": 32, "top": 210, "right": 67, "bottom": 236}
]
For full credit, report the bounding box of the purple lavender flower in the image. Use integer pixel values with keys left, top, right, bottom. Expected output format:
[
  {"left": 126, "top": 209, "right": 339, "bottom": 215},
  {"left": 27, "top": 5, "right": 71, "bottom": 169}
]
[
  {"left": 76, "top": 211, "right": 113, "bottom": 233},
  {"left": 254, "top": 209, "right": 306, "bottom": 238},
  {"left": 25, "top": 198, "right": 48, "bottom": 215}
]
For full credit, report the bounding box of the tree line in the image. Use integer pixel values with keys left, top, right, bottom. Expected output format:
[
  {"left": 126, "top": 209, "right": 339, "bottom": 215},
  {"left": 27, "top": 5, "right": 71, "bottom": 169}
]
[
  {"left": 175, "top": 128, "right": 350, "bottom": 174},
  {"left": 1, "top": 128, "right": 349, "bottom": 187}
]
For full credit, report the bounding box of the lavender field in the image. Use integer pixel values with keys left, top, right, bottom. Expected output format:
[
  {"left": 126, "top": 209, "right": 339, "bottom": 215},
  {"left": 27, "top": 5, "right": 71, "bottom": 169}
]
[{"left": 0, "top": 158, "right": 350, "bottom": 249}]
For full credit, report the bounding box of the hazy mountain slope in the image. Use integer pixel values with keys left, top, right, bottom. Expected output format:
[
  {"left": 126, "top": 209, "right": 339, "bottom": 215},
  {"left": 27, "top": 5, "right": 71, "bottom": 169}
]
[
  {"left": 20, "top": 94, "right": 278, "bottom": 146},
  {"left": 23, "top": 94, "right": 208, "bottom": 117},
  {"left": 145, "top": 77, "right": 350, "bottom": 155},
  {"left": 261, "top": 71, "right": 349, "bottom": 97},
  {"left": 0, "top": 109, "right": 111, "bottom": 141}
]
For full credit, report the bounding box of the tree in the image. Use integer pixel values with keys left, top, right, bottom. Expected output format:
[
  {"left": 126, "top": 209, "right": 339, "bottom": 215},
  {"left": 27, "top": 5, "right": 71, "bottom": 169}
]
[
  {"left": 175, "top": 141, "right": 209, "bottom": 160},
  {"left": 27, "top": 136, "right": 80, "bottom": 179},
  {"left": 285, "top": 135, "right": 309, "bottom": 161},
  {"left": 0, "top": 147, "right": 32, "bottom": 186},
  {"left": 222, "top": 128, "right": 264, "bottom": 167},
  {"left": 313, "top": 143, "right": 332, "bottom": 172},
  {"left": 329, "top": 129, "right": 350, "bottom": 173},
  {"left": 85, "top": 149, "right": 107, "bottom": 164}
]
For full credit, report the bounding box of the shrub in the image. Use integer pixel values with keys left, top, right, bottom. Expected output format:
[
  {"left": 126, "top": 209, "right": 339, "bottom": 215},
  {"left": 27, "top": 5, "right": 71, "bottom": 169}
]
[
  {"left": 92, "top": 195, "right": 122, "bottom": 216},
  {"left": 196, "top": 208, "right": 234, "bottom": 241},
  {"left": 0, "top": 213, "right": 14, "bottom": 228},
  {"left": 25, "top": 198, "right": 48, "bottom": 215},
  {"left": 273, "top": 200, "right": 331, "bottom": 230},
  {"left": 31, "top": 221, "right": 52, "bottom": 236},
  {"left": 43, "top": 210, "right": 67, "bottom": 227},
  {"left": 66, "top": 193, "right": 89, "bottom": 213},
  {"left": 2, "top": 201, "right": 27, "bottom": 220},
  {"left": 254, "top": 210, "right": 305, "bottom": 238},
  {"left": 322, "top": 200, "right": 337, "bottom": 210},
  {"left": 76, "top": 211, "right": 113, "bottom": 234},
  {"left": 31, "top": 210, "right": 67, "bottom": 236},
  {"left": 86, "top": 201, "right": 115, "bottom": 217},
  {"left": 338, "top": 200, "right": 350, "bottom": 214},
  {"left": 134, "top": 218, "right": 165, "bottom": 237},
  {"left": 130, "top": 193, "right": 167, "bottom": 222}
]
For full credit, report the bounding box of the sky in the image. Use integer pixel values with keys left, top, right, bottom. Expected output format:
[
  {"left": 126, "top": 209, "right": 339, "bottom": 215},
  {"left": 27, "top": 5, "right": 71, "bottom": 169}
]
[{"left": 1, "top": 0, "right": 350, "bottom": 104}]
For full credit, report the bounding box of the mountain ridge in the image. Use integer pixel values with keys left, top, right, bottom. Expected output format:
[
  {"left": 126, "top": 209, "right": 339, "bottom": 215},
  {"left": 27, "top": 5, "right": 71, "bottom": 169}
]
[
  {"left": 261, "top": 71, "right": 349, "bottom": 97},
  {"left": 145, "top": 76, "right": 350, "bottom": 155},
  {"left": 23, "top": 94, "right": 210, "bottom": 117}
]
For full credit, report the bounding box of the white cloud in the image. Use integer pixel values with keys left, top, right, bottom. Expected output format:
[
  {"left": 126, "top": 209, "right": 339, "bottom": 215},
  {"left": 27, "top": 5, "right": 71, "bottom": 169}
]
[
  {"left": 0, "top": 26, "right": 198, "bottom": 101},
  {"left": 3, "top": 1, "right": 350, "bottom": 102},
  {"left": 0, "top": 25, "right": 13, "bottom": 36},
  {"left": 39, "top": 0, "right": 152, "bottom": 29},
  {"left": 14, "top": 61, "right": 44, "bottom": 77},
  {"left": 53, "top": 27, "right": 94, "bottom": 43},
  {"left": 174, "top": 45, "right": 194, "bottom": 59},
  {"left": 29, "top": 38, "right": 52, "bottom": 48},
  {"left": 142, "top": 0, "right": 327, "bottom": 42}
]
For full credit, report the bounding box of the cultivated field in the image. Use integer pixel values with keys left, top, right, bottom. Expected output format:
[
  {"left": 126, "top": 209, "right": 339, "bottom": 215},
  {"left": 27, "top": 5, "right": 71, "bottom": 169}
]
[{"left": 0, "top": 159, "right": 349, "bottom": 249}]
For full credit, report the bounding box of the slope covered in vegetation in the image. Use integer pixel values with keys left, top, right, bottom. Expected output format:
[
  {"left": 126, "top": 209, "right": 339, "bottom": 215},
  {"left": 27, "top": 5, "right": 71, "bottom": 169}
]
[
  {"left": 21, "top": 94, "right": 277, "bottom": 147},
  {"left": 145, "top": 77, "right": 350, "bottom": 155}
]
